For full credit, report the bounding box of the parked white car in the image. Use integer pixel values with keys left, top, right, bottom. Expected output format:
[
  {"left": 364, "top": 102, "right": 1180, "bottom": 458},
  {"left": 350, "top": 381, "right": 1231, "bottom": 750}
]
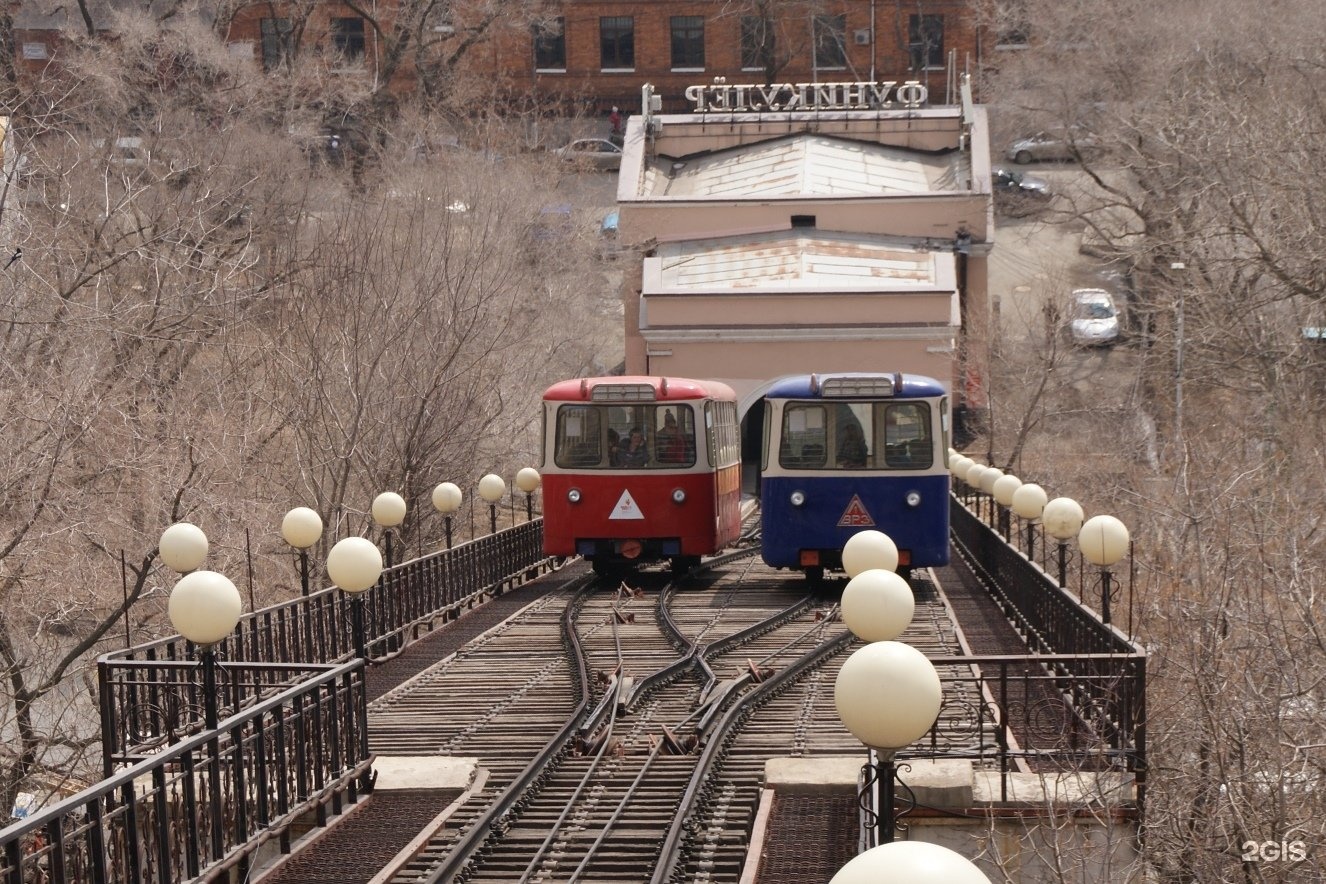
[
  {"left": 1068, "top": 289, "right": 1121, "bottom": 346},
  {"left": 553, "top": 138, "right": 623, "bottom": 171}
]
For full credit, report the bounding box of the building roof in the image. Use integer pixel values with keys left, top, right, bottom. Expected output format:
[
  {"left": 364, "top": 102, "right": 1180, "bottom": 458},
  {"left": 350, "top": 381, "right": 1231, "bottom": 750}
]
[
  {"left": 653, "top": 230, "right": 952, "bottom": 293},
  {"left": 642, "top": 133, "right": 963, "bottom": 199}
]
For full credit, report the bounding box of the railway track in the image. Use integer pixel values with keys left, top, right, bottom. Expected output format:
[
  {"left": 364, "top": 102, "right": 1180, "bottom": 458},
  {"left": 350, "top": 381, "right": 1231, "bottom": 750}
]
[
  {"left": 361, "top": 550, "right": 855, "bottom": 883},
  {"left": 362, "top": 553, "right": 987, "bottom": 884}
]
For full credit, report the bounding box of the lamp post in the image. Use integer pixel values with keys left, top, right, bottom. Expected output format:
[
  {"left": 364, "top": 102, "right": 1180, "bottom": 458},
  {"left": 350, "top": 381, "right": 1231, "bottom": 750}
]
[
  {"left": 324, "top": 537, "right": 383, "bottom": 795},
  {"left": 515, "top": 468, "right": 542, "bottom": 521},
  {"left": 478, "top": 473, "right": 506, "bottom": 535},
  {"left": 159, "top": 522, "right": 209, "bottom": 574},
  {"left": 963, "top": 462, "right": 989, "bottom": 517},
  {"left": 281, "top": 507, "right": 323, "bottom": 657},
  {"left": 835, "top": 641, "right": 942, "bottom": 845},
  {"left": 991, "top": 473, "right": 1022, "bottom": 540},
  {"left": 960, "top": 461, "right": 981, "bottom": 500},
  {"left": 281, "top": 508, "right": 323, "bottom": 598},
  {"left": 1042, "top": 497, "right": 1084, "bottom": 588},
  {"left": 1171, "top": 260, "right": 1186, "bottom": 447},
  {"left": 326, "top": 537, "right": 384, "bottom": 660},
  {"left": 978, "top": 466, "right": 1003, "bottom": 527},
  {"left": 167, "top": 568, "right": 243, "bottom": 862},
  {"left": 371, "top": 492, "right": 407, "bottom": 568},
  {"left": 432, "top": 482, "right": 463, "bottom": 548},
  {"left": 1011, "top": 483, "right": 1048, "bottom": 562},
  {"left": 1078, "top": 514, "right": 1130, "bottom": 626},
  {"left": 949, "top": 455, "right": 973, "bottom": 503},
  {"left": 831, "top": 841, "right": 991, "bottom": 883}
]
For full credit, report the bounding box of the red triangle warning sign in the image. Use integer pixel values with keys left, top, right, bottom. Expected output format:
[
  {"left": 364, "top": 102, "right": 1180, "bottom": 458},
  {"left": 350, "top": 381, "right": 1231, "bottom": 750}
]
[{"left": 837, "top": 495, "right": 876, "bottom": 527}]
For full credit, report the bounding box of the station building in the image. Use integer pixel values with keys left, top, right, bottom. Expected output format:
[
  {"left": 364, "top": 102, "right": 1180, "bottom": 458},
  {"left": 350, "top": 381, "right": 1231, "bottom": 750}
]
[{"left": 613, "top": 79, "right": 994, "bottom": 430}]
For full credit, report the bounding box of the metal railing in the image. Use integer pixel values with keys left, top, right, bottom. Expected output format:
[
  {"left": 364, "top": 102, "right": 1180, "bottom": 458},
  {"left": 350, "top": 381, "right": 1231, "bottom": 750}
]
[
  {"left": 950, "top": 497, "right": 1136, "bottom": 656},
  {"left": 915, "top": 654, "right": 1147, "bottom": 799},
  {"left": 99, "top": 520, "right": 552, "bottom": 774},
  {"left": 3, "top": 662, "right": 370, "bottom": 884}
]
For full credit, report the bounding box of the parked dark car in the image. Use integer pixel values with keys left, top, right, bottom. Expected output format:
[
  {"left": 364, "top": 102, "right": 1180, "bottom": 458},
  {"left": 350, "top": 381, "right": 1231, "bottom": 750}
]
[{"left": 992, "top": 166, "right": 1052, "bottom": 214}]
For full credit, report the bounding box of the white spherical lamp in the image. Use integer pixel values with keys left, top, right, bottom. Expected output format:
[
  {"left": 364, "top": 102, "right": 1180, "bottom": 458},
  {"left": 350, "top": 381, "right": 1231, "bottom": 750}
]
[
  {"left": 841, "top": 570, "right": 915, "bottom": 642},
  {"left": 978, "top": 467, "right": 1004, "bottom": 494},
  {"left": 834, "top": 641, "right": 941, "bottom": 751},
  {"left": 515, "top": 468, "right": 542, "bottom": 494},
  {"left": 281, "top": 507, "right": 323, "bottom": 549},
  {"left": 1079, "top": 514, "right": 1129, "bottom": 566},
  {"left": 1042, "top": 497, "right": 1085, "bottom": 540},
  {"left": 831, "top": 841, "right": 991, "bottom": 884},
  {"left": 992, "top": 473, "right": 1022, "bottom": 506},
  {"left": 841, "top": 530, "right": 899, "bottom": 577},
  {"left": 371, "top": 492, "right": 407, "bottom": 528},
  {"left": 478, "top": 473, "right": 506, "bottom": 503},
  {"left": 326, "top": 537, "right": 384, "bottom": 594},
  {"left": 160, "top": 522, "right": 209, "bottom": 573},
  {"left": 168, "top": 570, "right": 243, "bottom": 645},
  {"left": 1011, "top": 483, "right": 1048, "bottom": 520},
  {"left": 962, "top": 461, "right": 986, "bottom": 486},
  {"left": 432, "top": 482, "right": 463, "bottom": 514}
]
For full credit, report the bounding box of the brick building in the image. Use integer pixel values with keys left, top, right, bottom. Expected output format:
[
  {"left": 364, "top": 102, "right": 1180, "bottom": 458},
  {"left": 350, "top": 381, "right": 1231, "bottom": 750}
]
[
  {"left": 11, "top": 1, "right": 983, "bottom": 115},
  {"left": 510, "top": 0, "right": 981, "bottom": 113}
]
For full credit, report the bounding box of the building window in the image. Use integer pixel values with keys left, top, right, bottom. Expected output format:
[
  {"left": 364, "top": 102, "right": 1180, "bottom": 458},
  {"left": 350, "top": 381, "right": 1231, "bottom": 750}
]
[
  {"left": 740, "top": 16, "right": 773, "bottom": 70},
  {"left": 670, "top": 16, "right": 705, "bottom": 69},
  {"left": 533, "top": 17, "right": 566, "bottom": 70},
  {"left": 909, "top": 14, "right": 944, "bottom": 70},
  {"left": 332, "top": 17, "right": 366, "bottom": 61},
  {"left": 813, "top": 15, "right": 847, "bottom": 70},
  {"left": 600, "top": 16, "right": 634, "bottom": 70},
  {"left": 995, "top": 1, "right": 1030, "bottom": 48},
  {"left": 21, "top": 42, "right": 49, "bottom": 60},
  {"left": 260, "top": 18, "right": 293, "bottom": 70}
]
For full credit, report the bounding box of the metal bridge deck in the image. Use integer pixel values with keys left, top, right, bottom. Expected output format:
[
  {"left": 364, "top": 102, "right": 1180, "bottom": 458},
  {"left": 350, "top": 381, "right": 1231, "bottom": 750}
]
[{"left": 253, "top": 551, "right": 1015, "bottom": 884}]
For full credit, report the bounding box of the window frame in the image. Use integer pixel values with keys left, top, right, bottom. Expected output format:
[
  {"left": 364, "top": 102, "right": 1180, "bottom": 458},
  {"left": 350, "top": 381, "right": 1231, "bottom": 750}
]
[
  {"left": 908, "top": 14, "right": 945, "bottom": 71},
  {"left": 599, "top": 16, "right": 635, "bottom": 71},
  {"left": 533, "top": 16, "right": 567, "bottom": 71},
  {"left": 669, "top": 15, "right": 705, "bottom": 71},
  {"left": 331, "top": 16, "right": 367, "bottom": 62},
  {"left": 260, "top": 17, "right": 293, "bottom": 71},
  {"left": 813, "top": 14, "right": 847, "bottom": 71},
  {"left": 740, "top": 16, "right": 773, "bottom": 71}
]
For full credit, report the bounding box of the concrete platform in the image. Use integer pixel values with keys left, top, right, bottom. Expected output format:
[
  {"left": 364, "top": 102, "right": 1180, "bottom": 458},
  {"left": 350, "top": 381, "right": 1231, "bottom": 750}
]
[{"left": 372, "top": 756, "right": 478, "bottom": 791}]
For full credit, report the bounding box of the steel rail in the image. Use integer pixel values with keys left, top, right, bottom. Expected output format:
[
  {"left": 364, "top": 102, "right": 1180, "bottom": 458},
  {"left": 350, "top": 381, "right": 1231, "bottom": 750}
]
[
  {"left": 648, "top": 627, "right": 855, "bottom": 884},
  {"left": 420, "top": 576, "right": 597, "bottom": 884}
]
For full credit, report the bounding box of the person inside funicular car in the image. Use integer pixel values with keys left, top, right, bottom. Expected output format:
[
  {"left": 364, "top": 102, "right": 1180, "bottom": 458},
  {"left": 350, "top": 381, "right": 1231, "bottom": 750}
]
[{"left": 618, "top": 427, "right": 649, "bottom": 467}]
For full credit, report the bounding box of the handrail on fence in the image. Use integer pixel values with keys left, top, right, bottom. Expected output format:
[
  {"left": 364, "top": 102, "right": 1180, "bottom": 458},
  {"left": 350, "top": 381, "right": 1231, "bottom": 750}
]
[
  {"left": 3, "top": 661, "right": 370, "bottom": 884},
  {"left": 99, "top": 520, "right": 553, "bottom": 775}
]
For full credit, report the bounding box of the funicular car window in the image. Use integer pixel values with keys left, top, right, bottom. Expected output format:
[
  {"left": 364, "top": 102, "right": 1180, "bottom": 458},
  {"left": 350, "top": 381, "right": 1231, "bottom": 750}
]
[
  {"left": 882, "top": 402, "right": 933, "bottom": 469},
  {"left": 557, "top": 403, "right": 697, "bottom": 469},
  {"left": 780, "top": 402, "right": 931, "bottom": 470},
  {"left": 780, "top": 404, "right": 828, "bottom": 468},
  {"left": 555, "top": 405, "right": 604, "bottom": 467}
]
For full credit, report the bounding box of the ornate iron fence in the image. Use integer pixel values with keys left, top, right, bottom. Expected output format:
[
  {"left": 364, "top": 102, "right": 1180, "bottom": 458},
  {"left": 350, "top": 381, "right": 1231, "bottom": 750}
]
[
  {"left": 950, "top": 498, "right": 1136, "bottom": 656},
  {"left": 3, "top": 662, "right": 369, "bottom": 884},
  {"left": 99, "top": 520, "right": 552, "bottom": 774}
]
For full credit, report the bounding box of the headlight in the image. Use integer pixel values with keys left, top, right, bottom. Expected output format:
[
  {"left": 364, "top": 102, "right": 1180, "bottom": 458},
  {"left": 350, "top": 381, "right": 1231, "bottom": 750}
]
[
  {"left": 790, "top": 490, "right": 806, "bottom": 507},
  {"left": 905, "top": 491, "right": 922, "bottom": 507},
  {"left": 672, "top": 488, "right": 686, "bottom": 504},
  {"left": 567, "top": 488, "right": 582, "bottom": 503}
]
